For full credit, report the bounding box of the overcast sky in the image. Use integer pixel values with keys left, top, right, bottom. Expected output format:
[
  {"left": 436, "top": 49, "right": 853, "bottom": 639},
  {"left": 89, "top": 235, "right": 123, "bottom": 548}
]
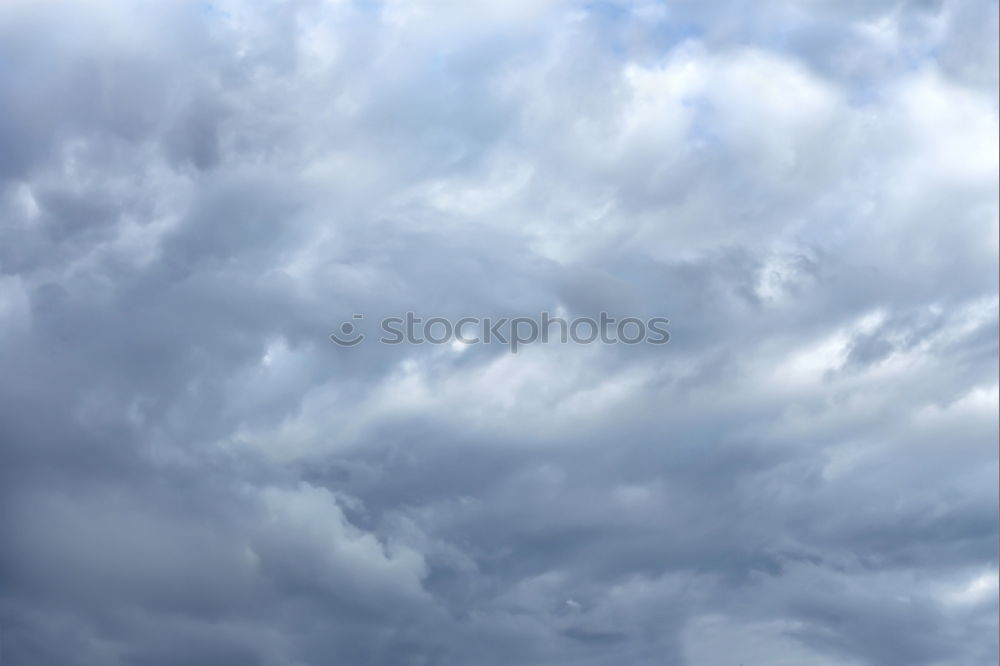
[{"left": 0, "top": 1, "right": 998, "bottom": 664}]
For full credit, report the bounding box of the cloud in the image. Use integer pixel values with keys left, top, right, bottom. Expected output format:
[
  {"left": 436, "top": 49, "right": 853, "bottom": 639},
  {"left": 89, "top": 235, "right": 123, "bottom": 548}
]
[{"left": 0, "top": 1, "right": 996, "bottom": 664}]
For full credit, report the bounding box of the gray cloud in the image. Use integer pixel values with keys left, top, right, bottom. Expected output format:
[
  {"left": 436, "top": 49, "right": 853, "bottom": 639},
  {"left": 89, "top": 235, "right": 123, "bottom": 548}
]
[{"left": 0, "top": 1, "right": 996, "bottom": 665}]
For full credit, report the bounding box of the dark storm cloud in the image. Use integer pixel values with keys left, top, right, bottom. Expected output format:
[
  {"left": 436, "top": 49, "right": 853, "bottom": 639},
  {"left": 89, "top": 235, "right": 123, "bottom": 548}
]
[{"left": 0, "top": 1, "right": 996, "bottom": 665}]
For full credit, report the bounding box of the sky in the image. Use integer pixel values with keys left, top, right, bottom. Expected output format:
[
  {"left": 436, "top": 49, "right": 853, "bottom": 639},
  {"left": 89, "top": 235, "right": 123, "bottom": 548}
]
[{"left": 0, "top": 1, "right": 997, "bottom": 664}]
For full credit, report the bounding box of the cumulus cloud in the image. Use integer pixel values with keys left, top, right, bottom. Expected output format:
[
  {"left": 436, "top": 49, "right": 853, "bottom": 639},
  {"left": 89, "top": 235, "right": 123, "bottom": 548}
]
[{"left": 0, "top": 1, "right": 996, "bottom": 665}]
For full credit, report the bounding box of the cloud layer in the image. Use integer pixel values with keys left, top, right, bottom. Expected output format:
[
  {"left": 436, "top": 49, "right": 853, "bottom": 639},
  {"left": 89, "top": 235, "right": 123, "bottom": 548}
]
[{"left": 0, "top": 1, "right": 997, "bottom": 664}]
